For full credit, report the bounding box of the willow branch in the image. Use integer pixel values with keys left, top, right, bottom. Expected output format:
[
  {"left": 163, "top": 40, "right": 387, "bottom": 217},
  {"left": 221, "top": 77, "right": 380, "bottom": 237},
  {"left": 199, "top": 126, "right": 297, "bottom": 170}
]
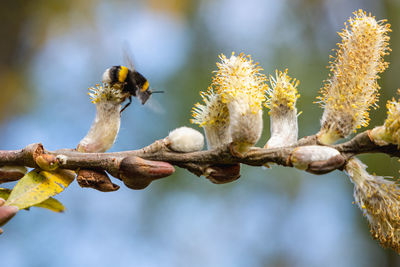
[{"left": 0, "top": 130, "right": 398, "bottom": 183}]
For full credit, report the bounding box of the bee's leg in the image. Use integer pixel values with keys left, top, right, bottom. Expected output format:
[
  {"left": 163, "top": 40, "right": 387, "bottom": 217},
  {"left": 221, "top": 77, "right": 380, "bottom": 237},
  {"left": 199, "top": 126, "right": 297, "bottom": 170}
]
[{"left": 120, "top": 96, "right": 132, "bottom": 113}]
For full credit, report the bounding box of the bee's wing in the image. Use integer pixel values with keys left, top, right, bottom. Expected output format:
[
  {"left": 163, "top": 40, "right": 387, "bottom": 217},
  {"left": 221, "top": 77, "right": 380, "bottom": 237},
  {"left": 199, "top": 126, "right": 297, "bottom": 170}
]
[
  {"left": 128, "top": 93, "right": 165, "bottom": 114},
  {"left": 122, "top": 42, "right": 136, "bottom": 71},
  {"left": 144, "top": 97, "right": 165, "bottom": 114},
  {"left": 121, "top": 42, "right": 164, "bottom": 114}
]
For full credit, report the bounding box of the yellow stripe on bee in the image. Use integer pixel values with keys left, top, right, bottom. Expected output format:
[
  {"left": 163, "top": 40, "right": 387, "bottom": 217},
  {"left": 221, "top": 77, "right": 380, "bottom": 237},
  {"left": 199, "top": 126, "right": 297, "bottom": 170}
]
[
  {"left": 118, "top": 66, "right": 129, "bottom": 83},
  {"left": 141, "top": 80, "right": 149, "bottom": 92}
]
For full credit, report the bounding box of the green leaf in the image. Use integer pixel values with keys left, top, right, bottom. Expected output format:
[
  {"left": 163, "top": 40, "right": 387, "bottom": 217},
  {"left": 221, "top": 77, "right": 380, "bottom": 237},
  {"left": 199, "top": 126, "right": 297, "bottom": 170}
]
[
  {"left": 4, "top": 169, "right": 75, "bottom": 210},
  {"left": 0, "top": 188, "right": 66, "bottom": 212}
]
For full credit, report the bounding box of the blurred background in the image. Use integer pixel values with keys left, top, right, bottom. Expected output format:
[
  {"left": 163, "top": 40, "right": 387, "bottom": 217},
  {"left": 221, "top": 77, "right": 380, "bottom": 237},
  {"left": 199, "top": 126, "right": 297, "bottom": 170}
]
[{"left": 1, "top": 0, "right": 400, "bottom": 266}]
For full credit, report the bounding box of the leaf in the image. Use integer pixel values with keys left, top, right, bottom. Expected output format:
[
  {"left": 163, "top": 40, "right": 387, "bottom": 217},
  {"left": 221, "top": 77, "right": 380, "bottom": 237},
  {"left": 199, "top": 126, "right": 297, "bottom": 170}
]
[
  {"left": 0, "top": 188, "right": 11, "bottom": 200},
  {"left": 0, "top": 188, "right": 66, "bottom": 212},
  {"left": 34, "top": 197, "right": 65, "bottom": 213},
  {"left": 4, "top": 169, "right": 75, "bottom": 210}
]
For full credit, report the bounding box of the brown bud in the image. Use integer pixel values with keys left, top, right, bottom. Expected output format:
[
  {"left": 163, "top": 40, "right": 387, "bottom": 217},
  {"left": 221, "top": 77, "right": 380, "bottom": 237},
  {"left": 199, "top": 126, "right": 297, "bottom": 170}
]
[
  {"left": 205, "top": 164, "right": 241, "bottom": 184},
  {"left": 306, "top": 155, "right": 345, "bottom": 175},
  {"left": 0, "top": 200, "right": 18, "bottom": 227},
  {"left": 0, "top": 166, "right": 27, "bottom": 184},
  {"left": 119, "top": 156, "right": 175, "bottom": 190},
  {"left": 77, "top": 169, "right": 119, "bottom": 192}
]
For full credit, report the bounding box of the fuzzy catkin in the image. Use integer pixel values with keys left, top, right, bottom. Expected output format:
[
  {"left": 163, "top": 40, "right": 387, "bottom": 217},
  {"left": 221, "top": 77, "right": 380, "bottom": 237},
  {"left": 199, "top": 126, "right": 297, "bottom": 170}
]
[
  {"left": 345, "top": 158, "right": 400, "bottom": 253},
  {"left": 78, "top": 84, "right": 125, "bottom": 153},
  {"left": 317, "top": 10, "right": 391, "bottom": 144},
  {"left": 192, "top": 52, "right": 268, "bottom": 153},
  {"left": 370, "top": 96, "right": 400, "bottom": 147},
  {"left": 191, "top": 89, "right": 231, "bottom": 149},
  {"left": 265, "top": 70, "right": 300, "bottom": 148}
]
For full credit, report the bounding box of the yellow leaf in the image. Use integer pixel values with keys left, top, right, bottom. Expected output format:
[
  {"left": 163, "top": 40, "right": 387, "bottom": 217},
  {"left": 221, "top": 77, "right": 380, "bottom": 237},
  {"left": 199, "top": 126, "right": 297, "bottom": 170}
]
[
  {"left": 0, "top": 188, "right": 66, "bottom": 212},
  {"left": 5, "top": 169, "right": 75, "bottom": 210},
  {"left": 34, "top": 197, "right": 65, "bottom": 213}
]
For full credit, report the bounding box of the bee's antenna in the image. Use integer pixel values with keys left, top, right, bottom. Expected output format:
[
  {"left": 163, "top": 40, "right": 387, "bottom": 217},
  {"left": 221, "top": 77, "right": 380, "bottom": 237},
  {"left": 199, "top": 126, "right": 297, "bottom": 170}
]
[{"left": 151, "top": 90, "right": 164, "bottom": 94}]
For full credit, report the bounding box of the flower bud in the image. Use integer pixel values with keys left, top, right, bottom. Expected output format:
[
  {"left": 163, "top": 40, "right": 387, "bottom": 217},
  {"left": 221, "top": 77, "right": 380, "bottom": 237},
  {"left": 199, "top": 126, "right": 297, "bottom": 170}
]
[
  {"left": 166, "top": 127, "right": 204, "bottom": 152},
  {"left": 0, "top": 201, "right": 18, "bottom": 227},
  {"left": 119, "top": 156, "right": 175, "bottom": 190},
  {"left": 317, "top": 10, "right": 391, "bottom": 144},
  {"left": 76, "top": 169, "right": 119, "bottom": 192},
  {"left": 290, "top": 145, "right": 342, "bottom": 173},
  {"left": 204, "top": 163, "right": 241, "bottom": 184},
  {"left": 0, "top": 166, "right": 27, "bottom": 184}
]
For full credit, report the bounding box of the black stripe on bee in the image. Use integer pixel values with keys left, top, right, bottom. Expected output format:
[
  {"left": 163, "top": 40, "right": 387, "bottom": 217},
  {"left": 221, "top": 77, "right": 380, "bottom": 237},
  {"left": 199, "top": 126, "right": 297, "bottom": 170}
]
[
  {"left": 109, "top": 66, "right": 122, "bottom": 84},
  {"left": 131, "top": 71, "right": 148, "bottom": 89}
]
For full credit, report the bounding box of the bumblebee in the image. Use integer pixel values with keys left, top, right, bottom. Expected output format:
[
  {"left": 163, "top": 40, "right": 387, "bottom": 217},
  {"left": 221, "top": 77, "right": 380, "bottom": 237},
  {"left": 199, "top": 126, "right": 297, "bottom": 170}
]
[{"left": 102, "top": 65, "right": 161, "bottom": 112}]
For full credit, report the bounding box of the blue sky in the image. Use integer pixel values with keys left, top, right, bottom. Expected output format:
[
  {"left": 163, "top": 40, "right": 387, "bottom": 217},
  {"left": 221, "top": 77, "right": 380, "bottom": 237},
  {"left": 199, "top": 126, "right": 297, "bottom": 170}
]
[{"left": 1, "top": 0, "right": 398, "bottom": 266}]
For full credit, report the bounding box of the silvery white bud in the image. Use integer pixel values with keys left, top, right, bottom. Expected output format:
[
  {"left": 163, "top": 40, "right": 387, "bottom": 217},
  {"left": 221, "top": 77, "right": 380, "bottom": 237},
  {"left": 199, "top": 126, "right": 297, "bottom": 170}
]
[
  {"left": 290, "top": 145, "right": 340, "bottom": 171},
  {"left": 167, "top": 127, "right": 204, "bottom": 152}
]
